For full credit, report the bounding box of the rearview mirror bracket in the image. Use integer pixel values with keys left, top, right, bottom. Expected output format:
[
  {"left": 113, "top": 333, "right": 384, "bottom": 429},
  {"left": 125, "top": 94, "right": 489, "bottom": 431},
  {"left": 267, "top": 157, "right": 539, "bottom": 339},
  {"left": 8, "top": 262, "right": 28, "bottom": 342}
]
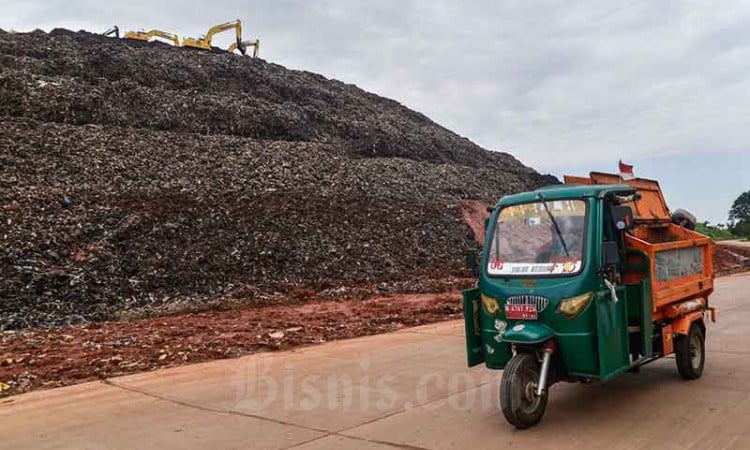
[
  {"left": 601, "top": 241, "right": 619, "bottom": 270},
  {"left": 466, "top": 246, "right": 479, "bottom": 277}
]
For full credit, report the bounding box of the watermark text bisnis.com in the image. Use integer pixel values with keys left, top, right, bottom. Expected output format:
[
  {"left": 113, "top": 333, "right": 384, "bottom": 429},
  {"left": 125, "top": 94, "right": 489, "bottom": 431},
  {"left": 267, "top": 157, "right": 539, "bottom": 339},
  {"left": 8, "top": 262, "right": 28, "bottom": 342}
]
[{"left": 231, "top": 357, "right": 498, "bottom": 412}]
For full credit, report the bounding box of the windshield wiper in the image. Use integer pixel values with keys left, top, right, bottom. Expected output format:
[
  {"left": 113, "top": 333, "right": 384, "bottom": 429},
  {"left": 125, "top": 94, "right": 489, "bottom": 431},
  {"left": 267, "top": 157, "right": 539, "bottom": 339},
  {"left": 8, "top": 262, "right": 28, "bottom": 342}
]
[{"left": 540, "top": 197, "right": 570, "bottom": 257}]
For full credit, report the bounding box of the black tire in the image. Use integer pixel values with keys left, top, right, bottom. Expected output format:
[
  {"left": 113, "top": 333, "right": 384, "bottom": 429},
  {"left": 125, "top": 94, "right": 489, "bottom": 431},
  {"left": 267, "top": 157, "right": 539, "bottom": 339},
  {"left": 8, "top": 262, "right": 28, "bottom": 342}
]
[
  {"left": 671, "top": 208, "right": 697, "bottom": 230},
  {"left": 675, "top": 322, "right": 705, "bottom": 380},
  {"left": 500, "top": 353, "right": 548, "bottom": 429}
]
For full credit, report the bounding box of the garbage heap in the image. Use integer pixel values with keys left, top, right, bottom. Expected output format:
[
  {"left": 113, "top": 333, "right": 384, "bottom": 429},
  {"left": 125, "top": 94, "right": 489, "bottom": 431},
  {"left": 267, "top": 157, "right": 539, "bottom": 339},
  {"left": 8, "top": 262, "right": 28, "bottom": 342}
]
[{"left": 0, "top": 29, "right": 555, "bottom": 329}]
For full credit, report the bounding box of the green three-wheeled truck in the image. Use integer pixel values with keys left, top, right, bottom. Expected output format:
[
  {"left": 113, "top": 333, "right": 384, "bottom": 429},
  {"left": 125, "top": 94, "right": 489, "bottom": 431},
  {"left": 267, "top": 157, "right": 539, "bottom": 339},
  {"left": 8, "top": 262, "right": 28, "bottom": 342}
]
[{"left": 463, "top": 172, "right": 715, "bottom": 428}]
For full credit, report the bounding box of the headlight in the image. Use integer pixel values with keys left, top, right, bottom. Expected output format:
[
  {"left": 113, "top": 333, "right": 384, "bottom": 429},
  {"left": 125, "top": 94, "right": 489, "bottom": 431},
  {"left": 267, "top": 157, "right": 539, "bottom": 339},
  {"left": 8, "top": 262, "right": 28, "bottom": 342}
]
[{"left": 557, "top": 292, "right": 594, "bottom": 319}]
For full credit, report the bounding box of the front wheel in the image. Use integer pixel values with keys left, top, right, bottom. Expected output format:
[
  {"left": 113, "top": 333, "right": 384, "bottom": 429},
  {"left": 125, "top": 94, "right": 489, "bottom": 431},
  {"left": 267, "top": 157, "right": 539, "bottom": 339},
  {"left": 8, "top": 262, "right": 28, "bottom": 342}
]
[
  {"left": 500, "top": 353, "right": 548, "bottom": 429},
  {"left": 675, "top": 322, "right": 705, "bottom": 380}
]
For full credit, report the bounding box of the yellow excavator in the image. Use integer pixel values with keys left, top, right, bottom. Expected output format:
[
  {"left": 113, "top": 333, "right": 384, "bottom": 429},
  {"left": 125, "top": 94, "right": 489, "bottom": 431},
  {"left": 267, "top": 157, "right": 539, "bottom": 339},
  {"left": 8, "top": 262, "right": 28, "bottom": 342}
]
[
  {"left": 123, "top": 29, "right": 180, "bottom": 47},
  {"left": 107, "top": 20, "right": 259, "bottom": 57},
  {"left": 183, "top": 19, "right": 242, "bottom": 51}
]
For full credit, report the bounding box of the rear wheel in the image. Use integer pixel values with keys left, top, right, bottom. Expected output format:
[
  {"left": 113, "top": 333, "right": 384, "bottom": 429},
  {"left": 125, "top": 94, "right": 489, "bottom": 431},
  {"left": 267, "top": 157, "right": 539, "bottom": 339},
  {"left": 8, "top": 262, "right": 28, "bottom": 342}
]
[
  {"left": 500, "top": 353, "right": 548, "bottom": 429},
  {"left": 675, "top": 322, "right": 705, "bottom": 380}
]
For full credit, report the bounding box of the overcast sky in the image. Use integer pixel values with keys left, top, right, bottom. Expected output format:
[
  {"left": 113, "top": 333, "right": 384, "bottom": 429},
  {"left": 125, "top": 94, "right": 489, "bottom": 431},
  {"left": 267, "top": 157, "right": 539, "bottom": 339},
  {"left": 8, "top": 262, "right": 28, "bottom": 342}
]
[{"left": 4, "top": 1, "right": 749, "bottom": 224}]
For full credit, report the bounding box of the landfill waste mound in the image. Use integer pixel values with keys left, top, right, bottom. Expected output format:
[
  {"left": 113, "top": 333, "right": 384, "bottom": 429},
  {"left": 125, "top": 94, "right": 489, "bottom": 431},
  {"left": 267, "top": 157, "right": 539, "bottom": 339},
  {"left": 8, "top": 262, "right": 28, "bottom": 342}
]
[{"left": 0, "top": 29, "right": 556, "bottom": 329}]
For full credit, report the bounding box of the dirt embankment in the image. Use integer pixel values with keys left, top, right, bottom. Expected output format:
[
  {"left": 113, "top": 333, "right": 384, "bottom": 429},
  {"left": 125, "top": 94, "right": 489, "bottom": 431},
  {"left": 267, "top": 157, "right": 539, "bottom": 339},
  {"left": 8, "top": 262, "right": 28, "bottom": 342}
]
[
  {"left": 460, "top": 201, "right": 490, "bottom": 246},
  {"left": 715, "top": 243, "right": 750, "bottom": 276},
  {"left": 0, "top": 286, "right": 469, "bottom": 397}
]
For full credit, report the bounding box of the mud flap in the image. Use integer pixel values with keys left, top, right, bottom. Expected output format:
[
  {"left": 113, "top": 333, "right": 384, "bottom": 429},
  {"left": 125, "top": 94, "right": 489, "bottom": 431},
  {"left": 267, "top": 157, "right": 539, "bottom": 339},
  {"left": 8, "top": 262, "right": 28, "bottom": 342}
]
[
  {"left": 463, "top": 288, "right": 484, "bottom": 367},
  {"left": 501, "top": 322, "right": 555, "bottom": 344},
  {"left": 671, "top": 311, "right": 704, "bottom": 335}
]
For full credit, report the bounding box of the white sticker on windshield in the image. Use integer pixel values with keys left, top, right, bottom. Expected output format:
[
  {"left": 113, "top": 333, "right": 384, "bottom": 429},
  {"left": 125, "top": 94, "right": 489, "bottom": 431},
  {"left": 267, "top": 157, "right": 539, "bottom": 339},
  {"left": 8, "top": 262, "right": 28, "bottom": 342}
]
[{"left": 488, "top": 261, "right": 582, "bottom": 276}]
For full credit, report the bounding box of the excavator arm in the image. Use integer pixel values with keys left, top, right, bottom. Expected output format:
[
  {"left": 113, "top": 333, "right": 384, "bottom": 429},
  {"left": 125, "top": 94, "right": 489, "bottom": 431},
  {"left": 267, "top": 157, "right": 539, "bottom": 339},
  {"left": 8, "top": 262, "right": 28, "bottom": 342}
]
[
  {"left": 206, "top": 20, "right": 242, "bottom": 47},
  {"left": 183, "top": 19, "right": 242, "bottom": 51},
  {"left": 124, "top": 29, "right": 180, "bottom": 47}
]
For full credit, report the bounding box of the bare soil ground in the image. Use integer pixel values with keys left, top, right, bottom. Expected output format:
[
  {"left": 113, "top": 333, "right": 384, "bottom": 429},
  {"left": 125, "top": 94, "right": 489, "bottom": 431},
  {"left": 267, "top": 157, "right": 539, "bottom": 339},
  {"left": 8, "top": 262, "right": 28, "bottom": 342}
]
[
  {"left": 715, "top": 243, "right": 750, "bottom": 276},
  {"left": 0, "top": 282, "right": 470, "bottom": 398},
  {"left": 460, "top": 201, "right": 489, "bottom": 246}
]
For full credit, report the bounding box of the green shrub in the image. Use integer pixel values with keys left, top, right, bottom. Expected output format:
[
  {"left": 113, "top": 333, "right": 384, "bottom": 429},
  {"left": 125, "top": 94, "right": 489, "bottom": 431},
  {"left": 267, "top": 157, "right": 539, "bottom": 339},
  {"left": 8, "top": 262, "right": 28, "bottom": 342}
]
[{"left": 694, "top": 223, "right": 737, "bottom": 241}]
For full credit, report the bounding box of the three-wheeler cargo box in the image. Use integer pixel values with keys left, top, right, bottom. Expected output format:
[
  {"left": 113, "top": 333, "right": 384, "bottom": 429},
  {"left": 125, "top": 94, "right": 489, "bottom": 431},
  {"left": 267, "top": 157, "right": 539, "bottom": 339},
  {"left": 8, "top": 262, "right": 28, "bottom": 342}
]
[
  {"left": 626, "top": 224, "right": 713, "bottom": 310},
  {"left": 565, "top": 172, "right": 714, "bottom": 312}
]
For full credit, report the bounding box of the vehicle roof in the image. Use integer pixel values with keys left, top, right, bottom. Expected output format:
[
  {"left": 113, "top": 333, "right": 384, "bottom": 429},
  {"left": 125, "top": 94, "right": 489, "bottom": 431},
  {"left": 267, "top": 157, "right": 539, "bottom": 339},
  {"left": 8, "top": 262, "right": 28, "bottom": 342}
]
[{"left": 496, "top": 183, "right": 636, "bottom": 207}]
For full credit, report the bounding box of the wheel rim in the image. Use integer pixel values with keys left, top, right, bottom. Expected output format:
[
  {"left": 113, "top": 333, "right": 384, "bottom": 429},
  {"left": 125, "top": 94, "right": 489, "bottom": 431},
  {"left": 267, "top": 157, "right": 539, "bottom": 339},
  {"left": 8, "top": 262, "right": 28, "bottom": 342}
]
[
  {"left": 519, "top": 368, "right": 542, "bottom": 414},
  {"left": 690, "top": 333, "right": 703, "bottom": 369}
]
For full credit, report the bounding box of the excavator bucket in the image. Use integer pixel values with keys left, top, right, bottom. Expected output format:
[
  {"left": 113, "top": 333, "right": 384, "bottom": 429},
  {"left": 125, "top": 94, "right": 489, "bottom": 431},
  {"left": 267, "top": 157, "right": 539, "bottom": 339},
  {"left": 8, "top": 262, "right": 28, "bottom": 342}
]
[
  {"left": 102, "top": 26, "right": 120, "bottom": 38},
  {"left": 228, "top": 39, "right": 260, "bottom": 57}
]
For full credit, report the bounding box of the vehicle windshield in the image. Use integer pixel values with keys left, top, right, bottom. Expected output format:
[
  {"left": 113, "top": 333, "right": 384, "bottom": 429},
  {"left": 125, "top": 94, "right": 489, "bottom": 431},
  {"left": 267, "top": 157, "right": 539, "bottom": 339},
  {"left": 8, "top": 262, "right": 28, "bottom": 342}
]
[{"left": 487, "top": 199, "right": 587, "bottom": 276}]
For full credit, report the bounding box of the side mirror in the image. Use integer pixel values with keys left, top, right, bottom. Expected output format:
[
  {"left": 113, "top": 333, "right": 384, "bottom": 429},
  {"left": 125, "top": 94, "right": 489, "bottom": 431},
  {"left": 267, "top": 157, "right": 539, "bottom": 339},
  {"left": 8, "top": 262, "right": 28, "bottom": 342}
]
[
  {"left": 466, "top": 247, "right": 479, "bottom": 277},
  {"left": 611, "top": 205, "right": 634, "bottom": 231},
  {"left": 602, "top": 241, "right": 619, "bottom": 268}
]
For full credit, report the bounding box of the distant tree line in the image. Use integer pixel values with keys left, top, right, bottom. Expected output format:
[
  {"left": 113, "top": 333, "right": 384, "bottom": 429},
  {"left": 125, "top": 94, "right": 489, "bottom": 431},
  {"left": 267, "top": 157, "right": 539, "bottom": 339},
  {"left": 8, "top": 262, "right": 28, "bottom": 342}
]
[
  {"left": 729, "top": 190, "right": 750, "bottom": 238},
  {"left": 695, "top": 190, "right": 750, "bottom": 240}
]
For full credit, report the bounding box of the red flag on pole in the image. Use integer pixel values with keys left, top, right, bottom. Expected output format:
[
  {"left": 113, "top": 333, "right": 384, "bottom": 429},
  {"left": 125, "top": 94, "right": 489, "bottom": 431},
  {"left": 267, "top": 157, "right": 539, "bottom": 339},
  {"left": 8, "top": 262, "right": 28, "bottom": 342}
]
[{"left": 619, "top": 160, "right": 635, "bottom": 180}]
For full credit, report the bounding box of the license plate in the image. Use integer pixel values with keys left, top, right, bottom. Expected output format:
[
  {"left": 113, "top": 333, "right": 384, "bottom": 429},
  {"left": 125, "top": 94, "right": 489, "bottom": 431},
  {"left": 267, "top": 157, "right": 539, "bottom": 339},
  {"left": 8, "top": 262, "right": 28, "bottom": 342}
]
[{"left": 506, "top": 303, "right": 538, "bottom": 320}]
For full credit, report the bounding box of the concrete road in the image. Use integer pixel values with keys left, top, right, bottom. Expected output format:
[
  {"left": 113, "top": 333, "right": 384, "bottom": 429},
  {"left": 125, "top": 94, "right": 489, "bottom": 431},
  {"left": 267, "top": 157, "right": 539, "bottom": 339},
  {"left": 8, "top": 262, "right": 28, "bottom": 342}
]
[
  {"left": 2, "top": 273, "right": 750, "bottom": 450},
  {"left": 719, "top": 239, "right": 750, "bottom": 248}
]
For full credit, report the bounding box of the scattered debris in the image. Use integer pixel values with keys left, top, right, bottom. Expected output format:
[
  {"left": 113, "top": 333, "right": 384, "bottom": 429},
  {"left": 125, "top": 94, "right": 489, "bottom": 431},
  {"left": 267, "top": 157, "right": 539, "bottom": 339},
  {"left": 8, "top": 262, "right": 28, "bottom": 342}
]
[
  {"left": 61, "top": 196, "right": 73, "bottom": 209},
  {"left": 268, "top": 331, "right": 285, "bottom": 340}
]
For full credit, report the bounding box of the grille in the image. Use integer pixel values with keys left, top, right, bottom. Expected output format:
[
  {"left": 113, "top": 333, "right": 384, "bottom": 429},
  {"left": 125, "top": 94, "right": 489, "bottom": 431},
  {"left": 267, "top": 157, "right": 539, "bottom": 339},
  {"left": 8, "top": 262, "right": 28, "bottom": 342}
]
[{"left": 505, "top": 295, "right": 550, "bottom": 313}]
